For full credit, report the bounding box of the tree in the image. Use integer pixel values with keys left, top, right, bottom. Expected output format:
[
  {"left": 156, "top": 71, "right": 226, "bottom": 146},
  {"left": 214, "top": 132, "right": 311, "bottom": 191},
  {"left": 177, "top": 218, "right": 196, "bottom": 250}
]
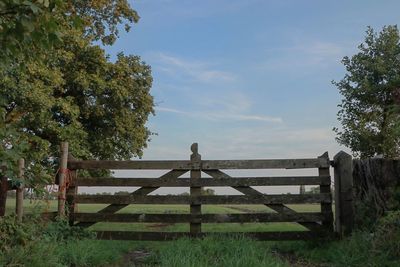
[
  {"left": 1, "top": 31, "right": 153, "bottom": 187},
  {"left": 0, "top": 1, "right": 153, "bottom": 192},
  {"left": 334, "top": 25, "right": 400, "bottom": 158}
]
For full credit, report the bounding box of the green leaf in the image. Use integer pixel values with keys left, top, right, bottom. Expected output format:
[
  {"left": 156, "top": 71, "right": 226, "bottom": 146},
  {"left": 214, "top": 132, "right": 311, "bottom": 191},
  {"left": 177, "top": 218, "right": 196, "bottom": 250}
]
[
  {"left": 27, "top": 3, "right": 41, "bottom": 14},
  {"left": 20, "top": 18, "right": 35, "bottom": 33}
]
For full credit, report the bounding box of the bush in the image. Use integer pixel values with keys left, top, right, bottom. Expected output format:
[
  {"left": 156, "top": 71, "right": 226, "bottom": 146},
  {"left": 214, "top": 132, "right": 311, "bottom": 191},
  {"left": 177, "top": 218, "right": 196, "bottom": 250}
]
[
  {"left": 372, "top": 211, "right": 400, "bottom": 259},
  {"left": 0, "top": 215, "right": 95, "bottom": 267}
]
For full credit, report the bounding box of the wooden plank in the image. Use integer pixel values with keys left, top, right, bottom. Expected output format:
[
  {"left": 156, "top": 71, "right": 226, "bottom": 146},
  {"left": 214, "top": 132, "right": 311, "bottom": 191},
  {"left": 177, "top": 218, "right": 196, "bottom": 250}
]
[
  {"left": 16, "top": 158, "right": 24, "bottom": 222},
  {"left": 190, "top": 143, "right": 202, "bottom": 234},
  {"left": 203, "top": 169, "right": 323, "bottom": 232},
  {"left": 66, "top": 175, "right": 77, "bottom": 225},
  {"left": 74, "top": 176, "right": 330, "bottom": 187},
  {"left": 68, "top": 158, "right": 329, "bottom": 170},
  {"left": 319, "top": 152, "right": 334, "bottom": 232},
  {"left": 0, "top": 168, "right": 7, "bottom": 217},
  {"left": 74, "top": 193, "right": 331, "bottom": 205},
  {"left": 75, "top": 169, "right": 187, "bottom": 228},
  {"left": 201, "top": 158, "right": 329, "bottom": 170},
  {"left": 68, "top": 160, "right": 192, "bottom": 170},
  {"left": 74, "top": 212, "right": 329, "bottom": 223},
  {"left": 58, "top": 142, "right": 69, "bottom": 217},
  {"left": 95, "top": 231, "right": 331, "bottom": 241}
]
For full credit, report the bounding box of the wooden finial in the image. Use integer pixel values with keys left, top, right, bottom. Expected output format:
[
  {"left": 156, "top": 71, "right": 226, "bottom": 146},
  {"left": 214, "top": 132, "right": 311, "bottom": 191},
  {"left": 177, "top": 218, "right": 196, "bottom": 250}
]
[
  {"left": 190, "top": 143, "right": 201, "bottom": 165},
  {"left": 191, "top": 143, "right": 198, "bottom": 154}
]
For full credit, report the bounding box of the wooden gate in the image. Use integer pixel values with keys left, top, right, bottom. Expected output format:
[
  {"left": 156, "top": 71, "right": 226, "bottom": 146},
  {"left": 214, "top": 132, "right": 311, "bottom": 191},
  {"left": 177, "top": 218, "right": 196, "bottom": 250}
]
[{"left": 60, "top": 143, "right": 335, "bottom": 241}]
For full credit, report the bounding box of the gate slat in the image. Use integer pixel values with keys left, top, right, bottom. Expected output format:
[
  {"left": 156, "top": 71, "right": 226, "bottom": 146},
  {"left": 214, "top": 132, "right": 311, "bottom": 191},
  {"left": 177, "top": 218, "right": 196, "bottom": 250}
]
[
  {"left": 74, "top": 194, "right": 332, "bottom": 205},
  {"left": 96, "top": 231, "right": 332, "bottom": 241},
  {"left": 73, "top": 176, "right": 330, "bottom": 187},
  {"left": 74, "top": 212, "right": 330, "bottom": 223}
]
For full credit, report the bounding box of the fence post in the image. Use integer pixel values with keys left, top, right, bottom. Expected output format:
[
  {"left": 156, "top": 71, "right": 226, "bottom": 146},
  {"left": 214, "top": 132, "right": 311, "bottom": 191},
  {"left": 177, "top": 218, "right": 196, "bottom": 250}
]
[
  {"left": 0, "top": 165, "right": 7, "bottom": 217},
  {"left": 333, "top": 151, "right": 354, "bottom": 238},
  {"left": 58, "top": 142, "right": 69, "bottom": 217},
  {"left": 66, "top": 153, "right": 77, "bottom": 226},
  {"left": 16, "top": 158, "right": 25, "bottom": 222},
  {"left": 190, "top": 143, "right": 201, "bottom": 235}
]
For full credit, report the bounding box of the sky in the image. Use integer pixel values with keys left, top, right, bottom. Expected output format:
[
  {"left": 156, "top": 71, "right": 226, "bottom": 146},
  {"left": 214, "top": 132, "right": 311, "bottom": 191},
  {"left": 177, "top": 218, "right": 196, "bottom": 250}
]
[{"left": 85, "top": 0, "right": 400, "bottom": 194}]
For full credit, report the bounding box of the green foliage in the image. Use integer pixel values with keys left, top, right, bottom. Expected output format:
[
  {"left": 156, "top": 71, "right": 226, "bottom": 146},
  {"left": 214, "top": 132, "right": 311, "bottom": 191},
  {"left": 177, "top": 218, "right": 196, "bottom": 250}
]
[
  {"left": 43, "top": 217, "right": 95, "bottom": 241},
  {"left": 275, "top": 212, "right": 400, "bottom": 266},
  {"left": 334, "top": 25, "right": 400, "bottom": 158},
  {"left": 0, "top": 0, "right": 64, "bottom": 64},
  {"left": 72, "top": 0, "right": 140, "bottom": 45},
  {"left": 0, "top": 214, "right": 99, "bottom": 267},
  {"left": 58, "top": 239, "right": 134, "bottom": 267},
  {"left": 1, "top": 1, "right": 153, "bottom": 189},
  {"left": 353, "top": 196, "right": 379, "bottom": 230},
  {"left": 372, "top": 211, "right": 400, "bottom": 259},
  {"left": 0, "top": 38, "right": 153, "bottom": 187},
  {"left": 274, "top": 231, "right": 400, "bottom": 267},
  {"left": 0, "top": 0, "right": 139, "bottom": 64}
]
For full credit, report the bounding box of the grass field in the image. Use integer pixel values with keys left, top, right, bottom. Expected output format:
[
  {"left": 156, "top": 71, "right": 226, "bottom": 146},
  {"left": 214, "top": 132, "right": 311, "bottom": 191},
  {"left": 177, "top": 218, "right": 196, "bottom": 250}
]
[{"left": 4, "top": 198, "right": 399, "bottom": 267}]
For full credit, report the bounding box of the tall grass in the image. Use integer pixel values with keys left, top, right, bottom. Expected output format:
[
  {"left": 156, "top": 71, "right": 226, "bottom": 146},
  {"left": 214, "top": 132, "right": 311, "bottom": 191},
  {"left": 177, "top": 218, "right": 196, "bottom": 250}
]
[{"left": 145, "top": 235, "right": 287, "bottom": 267}]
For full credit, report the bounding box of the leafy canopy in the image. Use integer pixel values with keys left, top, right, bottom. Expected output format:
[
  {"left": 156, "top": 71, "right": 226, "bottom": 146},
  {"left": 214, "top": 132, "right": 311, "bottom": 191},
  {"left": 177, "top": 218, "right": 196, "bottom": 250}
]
[
  {"left": 334, "top": 25, "right": 400, "bottom": 158},
  {"left": 0, "top": 0, "right": 139, "bottom": 64},
  {"left": 0, "top": 1, "right": 153, "bottom": 190}
]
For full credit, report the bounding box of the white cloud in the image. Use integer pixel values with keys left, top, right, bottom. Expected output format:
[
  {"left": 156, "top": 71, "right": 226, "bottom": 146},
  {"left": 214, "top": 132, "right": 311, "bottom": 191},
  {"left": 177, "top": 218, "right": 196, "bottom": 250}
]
[{"left": 148, "top": 52, "right": 236, "bottom": 83}]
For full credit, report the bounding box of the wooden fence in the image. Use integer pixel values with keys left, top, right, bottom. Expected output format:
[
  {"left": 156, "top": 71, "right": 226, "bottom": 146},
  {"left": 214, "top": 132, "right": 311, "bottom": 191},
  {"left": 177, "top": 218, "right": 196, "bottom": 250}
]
[{"left": 1, "top": 142, "right": 354, "bottom": 241}]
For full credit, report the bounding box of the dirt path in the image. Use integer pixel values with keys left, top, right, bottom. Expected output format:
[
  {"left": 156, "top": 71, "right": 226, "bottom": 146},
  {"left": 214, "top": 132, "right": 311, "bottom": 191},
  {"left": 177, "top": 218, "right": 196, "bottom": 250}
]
[
  {"left": 116, "top": 249, "right": 154, "bottom": 266},
  {"left": 272, "top": 249, "right": 329, "bottom": 267}
]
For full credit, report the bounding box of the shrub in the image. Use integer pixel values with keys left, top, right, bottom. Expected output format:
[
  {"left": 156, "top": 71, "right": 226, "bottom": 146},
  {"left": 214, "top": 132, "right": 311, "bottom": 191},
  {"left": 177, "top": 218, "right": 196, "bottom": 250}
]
[
  {"left": 0, "top": 214, "right": 95, "bottom": 267},
  {"left": 372, "top": 211, "right": 400, "bottom": 259}
]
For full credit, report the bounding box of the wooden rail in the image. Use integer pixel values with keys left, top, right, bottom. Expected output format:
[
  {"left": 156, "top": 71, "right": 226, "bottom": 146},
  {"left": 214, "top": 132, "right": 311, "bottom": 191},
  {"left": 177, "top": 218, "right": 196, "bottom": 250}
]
[
  {"left": 67, "top": 158, "right": 329, "bottom": 170},
  {"left": 73, "top": 212, "right": 331, "bottom": 223},
  {"left": 74, "top": 194, "right": 332, "bottom": 205},
  {"left": 73, "top": 176, "right": 330, "bottom": 187}
]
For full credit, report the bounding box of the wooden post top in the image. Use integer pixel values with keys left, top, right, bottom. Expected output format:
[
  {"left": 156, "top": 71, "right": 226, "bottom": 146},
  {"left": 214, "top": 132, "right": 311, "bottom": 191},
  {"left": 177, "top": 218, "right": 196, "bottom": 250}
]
[
  {"left": 334, "top": 151, "right": 352, "bottom": 161},
  {"left": 190, "top": 143, "right": 201, "bottom": 163}
]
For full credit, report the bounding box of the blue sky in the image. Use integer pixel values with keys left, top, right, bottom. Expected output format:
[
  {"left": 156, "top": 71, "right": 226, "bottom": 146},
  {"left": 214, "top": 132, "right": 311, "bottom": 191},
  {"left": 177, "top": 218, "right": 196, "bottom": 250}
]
[{"left": 106, "top": 0, "right": 400, "bottom": 161}]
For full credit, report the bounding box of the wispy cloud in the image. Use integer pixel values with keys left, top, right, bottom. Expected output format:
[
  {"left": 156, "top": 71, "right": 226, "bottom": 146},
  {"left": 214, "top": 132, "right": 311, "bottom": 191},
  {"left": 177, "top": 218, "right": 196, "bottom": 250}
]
[
  {"left": 148, "top": 52, "right": 236, "bottom": 83},
  {"left": 154, "top": 106, "right": 282, "bottom": 123},
  {"left": 155, "top": 107, "right": 187, "bottom": 114},
  {"left": 258, "top": 40, "right": 350, "bottom": 72}
]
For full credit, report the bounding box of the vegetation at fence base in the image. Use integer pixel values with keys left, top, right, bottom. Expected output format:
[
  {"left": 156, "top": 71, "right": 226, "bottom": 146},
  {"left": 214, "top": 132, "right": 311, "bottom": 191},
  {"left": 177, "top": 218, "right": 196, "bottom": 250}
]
[
  {"left": 0, "top": 214, "right": 132, "bottom": 267},
  {"left": 273, "top": 212, "right": 400, "bottom": 267},
  {"left": 143, "top": 235, "right": 287, "bottom": 267},
  {"left": 353, "top": 158, "right": 400, "bottom": 229},
  {"left": 1, "top": 211, "right": 399, "bottom": 267}
]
